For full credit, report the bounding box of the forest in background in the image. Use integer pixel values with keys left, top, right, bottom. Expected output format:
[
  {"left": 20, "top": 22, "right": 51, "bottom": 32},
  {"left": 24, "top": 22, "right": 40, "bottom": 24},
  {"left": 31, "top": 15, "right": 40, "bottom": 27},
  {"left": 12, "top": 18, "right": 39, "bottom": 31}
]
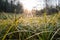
[
  {"left": 0, "top": 0, "right": 60, "bottom": 15},
  {"left": 0, "top": 0, "right": 23, "bottom": 13}
]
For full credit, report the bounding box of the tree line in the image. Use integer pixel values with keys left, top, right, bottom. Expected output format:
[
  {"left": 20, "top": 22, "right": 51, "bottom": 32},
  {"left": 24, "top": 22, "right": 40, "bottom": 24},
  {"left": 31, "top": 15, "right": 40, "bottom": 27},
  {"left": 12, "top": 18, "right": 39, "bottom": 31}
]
[
  {"left": 0, "top": 0, "right": 60, "bottom": 15},
  {"left": 0, "top": 0, "right": 23, "bottom": 13},
  {"left": 36, "top": 0, "right": 60, "bottom": 15}
]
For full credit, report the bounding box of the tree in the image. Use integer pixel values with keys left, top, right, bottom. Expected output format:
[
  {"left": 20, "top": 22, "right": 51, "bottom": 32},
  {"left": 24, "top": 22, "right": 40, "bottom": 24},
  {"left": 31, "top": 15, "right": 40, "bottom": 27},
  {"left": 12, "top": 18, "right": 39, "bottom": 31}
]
[
  {"left": 16, "top": 1, "right": 23, "bottom": 13},
  {"left": 0, "top": 0, "right": 23, "bottom": 13}
]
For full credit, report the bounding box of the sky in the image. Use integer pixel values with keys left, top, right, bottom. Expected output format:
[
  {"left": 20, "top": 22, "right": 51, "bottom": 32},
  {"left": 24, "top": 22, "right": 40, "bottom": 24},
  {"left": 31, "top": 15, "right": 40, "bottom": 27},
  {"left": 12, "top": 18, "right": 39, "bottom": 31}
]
[
  {"left": 8, "top": 0, "right": 59, "bottom": 10},
  {"left": 8, "top": 0, "right": 45, "bottom": 10},
  {"left": 20, "top": 0, "right": 45, "bottom": 10}
]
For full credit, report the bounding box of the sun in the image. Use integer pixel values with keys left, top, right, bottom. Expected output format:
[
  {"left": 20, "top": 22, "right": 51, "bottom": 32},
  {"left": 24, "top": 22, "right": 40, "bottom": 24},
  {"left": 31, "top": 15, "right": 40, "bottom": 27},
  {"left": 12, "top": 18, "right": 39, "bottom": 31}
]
[{"left": 20, "top": 0, "right": 39, "bottom": 11}]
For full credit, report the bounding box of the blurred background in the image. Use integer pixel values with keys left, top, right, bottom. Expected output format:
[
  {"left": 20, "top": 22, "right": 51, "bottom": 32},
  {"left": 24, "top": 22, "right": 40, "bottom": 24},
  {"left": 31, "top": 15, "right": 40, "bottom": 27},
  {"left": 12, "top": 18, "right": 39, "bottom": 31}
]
[{"left": 0, "top": 0, "right": 60, "bottom": 15}]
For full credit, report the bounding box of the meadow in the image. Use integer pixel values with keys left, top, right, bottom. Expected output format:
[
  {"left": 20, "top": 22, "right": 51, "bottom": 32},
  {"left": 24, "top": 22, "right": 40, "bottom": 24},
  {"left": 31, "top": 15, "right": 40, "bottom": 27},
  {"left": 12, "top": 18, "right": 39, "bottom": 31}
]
[{"left": 0, "top": 12, "right": 60, "bottom": 40}]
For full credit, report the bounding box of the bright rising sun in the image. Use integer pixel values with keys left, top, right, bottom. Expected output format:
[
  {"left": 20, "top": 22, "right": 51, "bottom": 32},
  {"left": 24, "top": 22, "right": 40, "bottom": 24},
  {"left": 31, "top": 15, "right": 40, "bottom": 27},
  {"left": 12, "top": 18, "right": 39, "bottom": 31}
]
[{"left": 20, "top": 0, "right": 39, "bottom": 11}]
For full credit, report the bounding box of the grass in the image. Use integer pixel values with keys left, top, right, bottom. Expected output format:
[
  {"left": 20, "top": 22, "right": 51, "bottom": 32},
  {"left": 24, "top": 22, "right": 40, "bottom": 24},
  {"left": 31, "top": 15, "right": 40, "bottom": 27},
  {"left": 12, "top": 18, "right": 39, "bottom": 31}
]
[{"left": 0, "top": 12, "right": 60, "bottom": 40}]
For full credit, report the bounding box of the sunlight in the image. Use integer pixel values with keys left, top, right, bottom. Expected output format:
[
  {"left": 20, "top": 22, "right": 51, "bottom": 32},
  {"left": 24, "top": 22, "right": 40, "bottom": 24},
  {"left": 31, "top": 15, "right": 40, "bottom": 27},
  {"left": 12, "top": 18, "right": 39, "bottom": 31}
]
[
  {"left": 20, "top": 0, "right": 39, "bottom": 11},
  {"left": 19, "top": 0, "right": 44, "bottom": 17}
]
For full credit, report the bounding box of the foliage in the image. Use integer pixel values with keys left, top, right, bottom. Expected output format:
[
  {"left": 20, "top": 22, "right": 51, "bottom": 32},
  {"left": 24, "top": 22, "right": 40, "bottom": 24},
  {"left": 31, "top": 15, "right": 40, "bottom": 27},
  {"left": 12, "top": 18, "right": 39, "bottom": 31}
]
[{"left": 0, "top": 0, "right": 23, "bottom": 13}]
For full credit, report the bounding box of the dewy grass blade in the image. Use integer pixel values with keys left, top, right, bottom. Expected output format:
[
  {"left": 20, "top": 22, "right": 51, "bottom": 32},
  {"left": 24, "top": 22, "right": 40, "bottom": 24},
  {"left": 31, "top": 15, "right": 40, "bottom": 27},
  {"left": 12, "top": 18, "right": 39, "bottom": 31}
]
[
  {"left": 2, "top": 24, "right": 15, "bottom": 40},
  {"left": 26, "top": 31, "right": 54, "bottom": 40},
  {"left": 50, "top": 28, "right": 60, "bottom": 40}
]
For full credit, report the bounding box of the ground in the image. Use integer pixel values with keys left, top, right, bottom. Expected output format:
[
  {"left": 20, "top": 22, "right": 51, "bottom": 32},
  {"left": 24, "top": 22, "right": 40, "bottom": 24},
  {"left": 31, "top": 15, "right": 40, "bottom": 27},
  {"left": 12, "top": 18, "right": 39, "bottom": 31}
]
[{"left": 0, "top": 12, "right": 60, "bottom": 40}]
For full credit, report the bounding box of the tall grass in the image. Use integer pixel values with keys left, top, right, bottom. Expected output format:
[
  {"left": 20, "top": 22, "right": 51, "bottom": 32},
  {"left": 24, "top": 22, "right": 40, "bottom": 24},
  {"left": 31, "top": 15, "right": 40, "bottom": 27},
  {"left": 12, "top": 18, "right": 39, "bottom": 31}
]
[{"left": 0, "top": 13, "right": 60, "bottom": 40}]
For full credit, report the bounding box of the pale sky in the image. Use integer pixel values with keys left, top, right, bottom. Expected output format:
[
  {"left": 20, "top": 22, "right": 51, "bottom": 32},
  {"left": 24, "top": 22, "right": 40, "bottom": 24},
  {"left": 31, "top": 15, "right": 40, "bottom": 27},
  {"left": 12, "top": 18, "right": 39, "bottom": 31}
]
[
  {"left": 8, "top": 0, "right": 59, "bottom": 10},
  {"left": 20, "top": 0, "right": 45, "bottom": 10},
  {"left": 20, "top": 0, "right": 58, "bottom": 10}
]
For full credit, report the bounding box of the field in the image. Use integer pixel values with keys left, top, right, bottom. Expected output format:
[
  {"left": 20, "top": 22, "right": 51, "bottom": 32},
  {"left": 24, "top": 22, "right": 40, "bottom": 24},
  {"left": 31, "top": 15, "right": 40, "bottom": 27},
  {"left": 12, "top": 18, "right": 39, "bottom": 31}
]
[{"left": 0, "top": 12, "right": 60, "bottom": 40}]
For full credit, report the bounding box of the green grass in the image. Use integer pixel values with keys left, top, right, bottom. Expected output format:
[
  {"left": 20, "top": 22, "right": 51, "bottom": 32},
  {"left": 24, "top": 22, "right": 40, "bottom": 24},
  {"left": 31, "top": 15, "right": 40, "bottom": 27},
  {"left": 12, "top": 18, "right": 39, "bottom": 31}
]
[{"left": 0, "top": 12, "right": 60, "bottom": 40}]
